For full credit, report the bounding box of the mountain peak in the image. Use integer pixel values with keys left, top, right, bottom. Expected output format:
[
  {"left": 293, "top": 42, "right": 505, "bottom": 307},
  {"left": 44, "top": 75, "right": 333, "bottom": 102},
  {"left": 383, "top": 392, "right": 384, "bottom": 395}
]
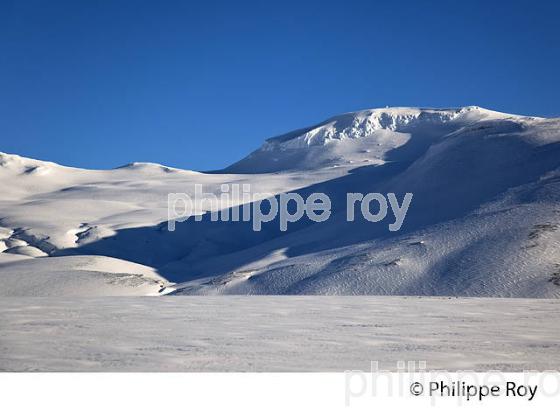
[
  {"left": 267, "top": 106, "right": 516, "bottom": 146},
  {"left": 225, "top": 106, "right": 528, "bottom": 173}
]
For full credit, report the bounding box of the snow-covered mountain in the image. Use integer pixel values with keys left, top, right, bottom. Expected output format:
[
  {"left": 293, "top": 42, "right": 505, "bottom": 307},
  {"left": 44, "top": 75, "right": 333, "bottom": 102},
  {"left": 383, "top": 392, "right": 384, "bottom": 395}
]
[
  {"left": 227, "top": 106, "right": 520, "bottom": 172},
  {"left": 1, "top": 106, "right": 559, "bottom": 297}
]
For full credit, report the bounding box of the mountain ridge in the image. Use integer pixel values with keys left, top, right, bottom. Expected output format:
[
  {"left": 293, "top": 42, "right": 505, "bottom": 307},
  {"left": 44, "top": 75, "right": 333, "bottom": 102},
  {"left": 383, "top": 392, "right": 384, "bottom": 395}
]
[
  {"left": 0, "top": 106, "right": 559, "bottom": 297},
  {"left": 1, "top": 106, "right": 549, "bottom": 173}
]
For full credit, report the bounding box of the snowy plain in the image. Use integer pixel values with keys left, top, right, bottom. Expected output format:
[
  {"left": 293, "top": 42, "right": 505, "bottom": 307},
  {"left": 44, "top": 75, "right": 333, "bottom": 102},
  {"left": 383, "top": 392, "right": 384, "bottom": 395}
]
[{"left": 1, "top": 296, "right": 559, "bottom": 372}]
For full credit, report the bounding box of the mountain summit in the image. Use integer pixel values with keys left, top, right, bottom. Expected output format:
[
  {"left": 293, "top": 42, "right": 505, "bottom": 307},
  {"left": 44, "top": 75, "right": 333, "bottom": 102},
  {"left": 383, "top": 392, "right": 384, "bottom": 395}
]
[{"left": 225, "top": 106, "right": 534, "bottom": 173}]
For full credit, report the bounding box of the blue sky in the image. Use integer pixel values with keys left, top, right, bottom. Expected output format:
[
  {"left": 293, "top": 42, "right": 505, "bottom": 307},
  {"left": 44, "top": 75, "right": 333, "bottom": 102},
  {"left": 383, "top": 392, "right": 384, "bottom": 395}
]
[{"left": 1, "top": 0, "right": 559, "bottom": 170}]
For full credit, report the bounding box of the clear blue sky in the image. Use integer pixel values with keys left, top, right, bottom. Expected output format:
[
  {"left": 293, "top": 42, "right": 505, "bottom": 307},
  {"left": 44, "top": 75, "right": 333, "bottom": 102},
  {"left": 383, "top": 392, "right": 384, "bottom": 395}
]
[{"left": 1, "top": 0, "right": 559, "bottom": 170}]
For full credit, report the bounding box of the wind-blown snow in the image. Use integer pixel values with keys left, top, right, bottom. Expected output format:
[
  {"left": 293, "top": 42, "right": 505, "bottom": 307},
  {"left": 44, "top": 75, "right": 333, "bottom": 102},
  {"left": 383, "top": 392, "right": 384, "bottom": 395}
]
[{"left": 0, "top": 106, "right": 559, "bottom": 297}]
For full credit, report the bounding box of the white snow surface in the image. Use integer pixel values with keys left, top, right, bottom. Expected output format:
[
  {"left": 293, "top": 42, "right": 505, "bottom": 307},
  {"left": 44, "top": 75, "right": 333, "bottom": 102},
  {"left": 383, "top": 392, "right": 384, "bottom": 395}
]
[
  {"left": 1, "top": 296, "right": 558, "bottom": 371},
  {"left": 1, "top": 106, "right": 559, "bottom": 297}
]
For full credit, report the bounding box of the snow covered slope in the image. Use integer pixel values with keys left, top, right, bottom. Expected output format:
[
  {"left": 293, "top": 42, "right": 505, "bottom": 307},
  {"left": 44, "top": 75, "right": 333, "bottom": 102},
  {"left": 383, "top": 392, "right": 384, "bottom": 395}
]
[{"left": 1, "top": 106, "right": 559, "bottom": 296}]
